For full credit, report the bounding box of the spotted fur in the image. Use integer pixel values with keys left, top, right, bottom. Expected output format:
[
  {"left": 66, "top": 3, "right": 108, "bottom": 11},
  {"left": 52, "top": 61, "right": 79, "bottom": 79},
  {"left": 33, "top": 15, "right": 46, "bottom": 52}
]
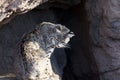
[{"left": 15, "top": 22, "right": 74, "bottom": 80}]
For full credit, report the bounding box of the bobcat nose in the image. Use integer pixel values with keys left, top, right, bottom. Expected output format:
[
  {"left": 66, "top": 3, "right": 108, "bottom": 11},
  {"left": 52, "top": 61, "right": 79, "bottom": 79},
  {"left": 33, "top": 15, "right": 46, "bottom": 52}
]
[{"left": 68, "top": 31, "right": 75, "bottom": 38}]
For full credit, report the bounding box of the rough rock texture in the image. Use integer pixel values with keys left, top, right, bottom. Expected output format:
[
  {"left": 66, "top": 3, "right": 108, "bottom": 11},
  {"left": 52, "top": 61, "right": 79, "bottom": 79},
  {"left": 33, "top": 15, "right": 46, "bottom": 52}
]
[
  {"left": 1, "top": 0, "right": 120, "bottom": 80},
  {"left": 86, "top": 0, "right": 120, "bottom": 80},
  {"left": 0, "top": 0, "right": 81, "bottom": 26},
  {"left": 3, "top": 0, "right": 120, "bottom": 80},
  {"left": 0, "top": 0, "right": 47, "bottom": 25},
  {"left": 36, "top": 0, "right": 81, "bottom": 10}
]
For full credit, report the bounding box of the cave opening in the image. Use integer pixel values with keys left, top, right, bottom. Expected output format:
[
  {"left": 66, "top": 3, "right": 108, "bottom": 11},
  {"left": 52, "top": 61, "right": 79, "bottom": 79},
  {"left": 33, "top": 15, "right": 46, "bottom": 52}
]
[
  {"left": 55, "top": 1, "right": 100, "bottom": 80},
  {"left": 37, "top": 0, "right": 100, "bottom": 80},
  {"left": 0, "top": 0, "right": 100, "bottom": 80}
]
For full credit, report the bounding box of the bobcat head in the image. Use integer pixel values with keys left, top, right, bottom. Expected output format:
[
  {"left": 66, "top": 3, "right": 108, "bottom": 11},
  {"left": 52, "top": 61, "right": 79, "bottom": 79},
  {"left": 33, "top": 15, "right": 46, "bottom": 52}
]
[
  {"left": 36, "top": 22, "right": 74, "bottom": 51},
  {"left": 22, "top": 22, "right": 74, "bottom": 54}
]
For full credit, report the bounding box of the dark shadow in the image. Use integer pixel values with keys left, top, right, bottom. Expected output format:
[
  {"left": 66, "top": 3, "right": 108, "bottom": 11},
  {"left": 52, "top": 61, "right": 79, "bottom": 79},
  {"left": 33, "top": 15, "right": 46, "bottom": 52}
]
[
  {"left": 50, "top": 48, "right": 67, "bottom": 77},
  {"left": 52, "top": 0, "right": 100, "bottom": 80}
]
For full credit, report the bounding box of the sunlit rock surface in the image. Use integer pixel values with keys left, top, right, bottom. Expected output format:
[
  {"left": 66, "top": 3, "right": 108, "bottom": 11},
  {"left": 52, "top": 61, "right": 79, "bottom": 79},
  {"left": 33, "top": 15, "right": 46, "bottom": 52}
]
[{"left": 0, "top": 0, "right": 48, "bottom": 25}]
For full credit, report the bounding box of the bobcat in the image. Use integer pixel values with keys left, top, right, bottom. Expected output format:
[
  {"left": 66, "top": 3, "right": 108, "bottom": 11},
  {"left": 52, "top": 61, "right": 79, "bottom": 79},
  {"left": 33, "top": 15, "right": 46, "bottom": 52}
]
[{"left": 15, "top": 22, "right": 74, "bottom": 80}]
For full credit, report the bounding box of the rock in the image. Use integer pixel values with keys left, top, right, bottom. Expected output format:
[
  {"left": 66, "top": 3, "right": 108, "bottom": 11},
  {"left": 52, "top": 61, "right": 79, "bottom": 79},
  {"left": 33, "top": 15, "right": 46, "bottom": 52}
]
[
  {"left": 36, "top": 0, "right": 81, "bottom": 10},
  {"left": 0, "top": 0, "right": 48, "bottom": 25},
  {"left": 0, "top": 0, "right": 81, "bottom": 26},
  {"left": 48, "top": 0, "right": 81, "bottom": 6},
  {"left": 86, "top": 0, "right": 120, "bottom": 80}
]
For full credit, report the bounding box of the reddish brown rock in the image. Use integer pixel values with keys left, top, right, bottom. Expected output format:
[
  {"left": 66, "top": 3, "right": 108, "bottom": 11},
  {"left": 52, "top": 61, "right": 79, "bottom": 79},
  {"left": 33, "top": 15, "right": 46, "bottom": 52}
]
[
  {"left": 0, "top": 0, "right": 48, "bottom": 25},
  {"left": 86, "top": 0, "right": 120, "bottom": 80}
]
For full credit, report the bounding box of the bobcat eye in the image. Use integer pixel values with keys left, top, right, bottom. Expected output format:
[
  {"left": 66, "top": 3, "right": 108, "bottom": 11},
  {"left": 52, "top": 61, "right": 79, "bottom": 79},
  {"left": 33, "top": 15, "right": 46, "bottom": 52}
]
[
  {"left": 56, "top": 29, "right": 61, "bottom": 33},
  {"left": 58, "top": 27, "right": 62, "bottom": 31},
  {"left": 56, "top": 26, "right": 63, "bottom": 33},
  {"left": 56, "top": 26, "right": 62, "bottom": 31}
]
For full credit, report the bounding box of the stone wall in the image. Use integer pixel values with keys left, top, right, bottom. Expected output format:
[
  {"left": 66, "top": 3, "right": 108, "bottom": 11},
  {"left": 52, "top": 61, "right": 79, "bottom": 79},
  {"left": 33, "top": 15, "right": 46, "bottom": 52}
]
[
  {"left": 86, "top": 0, "right": 120, "bottom": 80},
  {"left": 1, "top": 0, "right": 120, "bottom": 80}
]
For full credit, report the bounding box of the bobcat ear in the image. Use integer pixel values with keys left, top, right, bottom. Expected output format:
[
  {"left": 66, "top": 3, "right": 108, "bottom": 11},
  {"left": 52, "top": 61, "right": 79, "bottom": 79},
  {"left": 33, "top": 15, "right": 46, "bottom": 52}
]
[
  {"left": 36, "top": 22, "right": 47, "bottom": 29},
  {"left": 39, "top": 22, "right": 56, "bottom": 28},
  {"left": 68, "top": 32, "right": 75, "bottom": 37}
]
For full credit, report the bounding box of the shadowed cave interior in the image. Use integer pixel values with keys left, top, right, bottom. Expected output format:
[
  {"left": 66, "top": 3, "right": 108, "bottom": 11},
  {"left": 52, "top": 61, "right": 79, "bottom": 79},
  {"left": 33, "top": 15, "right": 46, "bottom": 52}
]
[{"left": 0, "top": 0, "right": 100, "bottom": 80}]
